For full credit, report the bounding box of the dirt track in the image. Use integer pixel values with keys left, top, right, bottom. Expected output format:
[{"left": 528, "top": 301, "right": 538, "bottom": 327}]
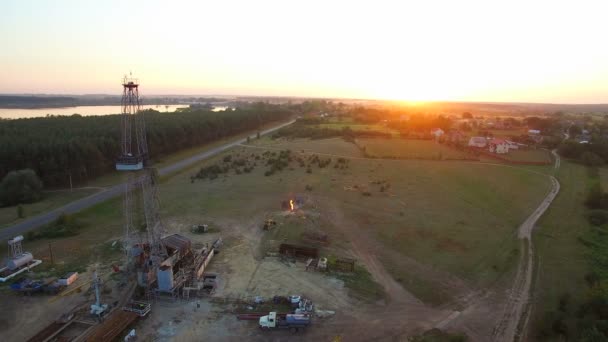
[{"left": 491, "top": 151, "right": 560, "bottom": 342}]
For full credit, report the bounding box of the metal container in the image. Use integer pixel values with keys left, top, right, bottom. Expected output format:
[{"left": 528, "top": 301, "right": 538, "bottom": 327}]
[
  {"left": 7, "top": 252, "right": 33, "bottom": 270},
  {"left": 58, "top": 272, "right": 78, "bottom": 286},
  {"left": 157, "top": 265, "right": 174, "bottom": 292}
]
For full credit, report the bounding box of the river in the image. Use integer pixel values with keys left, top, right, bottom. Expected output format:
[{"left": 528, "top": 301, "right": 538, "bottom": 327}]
[{"left": 0, "top": 104, "right": 189, "bottom": 119}]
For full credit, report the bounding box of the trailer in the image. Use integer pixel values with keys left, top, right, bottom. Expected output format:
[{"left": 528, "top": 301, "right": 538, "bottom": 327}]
[{"left": 259, "top": 312, "right": 311, "bottom": 333}]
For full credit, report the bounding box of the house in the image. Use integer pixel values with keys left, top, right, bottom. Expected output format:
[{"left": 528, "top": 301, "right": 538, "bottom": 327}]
[
  {"left": 430, "top": 128, "right": 444, "bottom": 139},
  {"left": 505, "top": 140, "right": 522, "bottom": 150},
  {"left": 489, "top": 139, "right": 509, "bottom": 154},
  {"left": 528, "top": 129, "right": 541, "bottom": 135},
  {"left": 468, "top": 136, "right": 487, "bottom": 148}
]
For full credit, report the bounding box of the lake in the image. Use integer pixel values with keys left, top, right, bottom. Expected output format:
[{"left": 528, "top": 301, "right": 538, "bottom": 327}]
[{"left": 0, "top": 104, "right": 189, "bottom": 119}]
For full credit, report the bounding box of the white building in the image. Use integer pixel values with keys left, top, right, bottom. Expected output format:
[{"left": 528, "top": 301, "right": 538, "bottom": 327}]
[{"left": 468, "top": 136, "right": 487, "bottom": 148}]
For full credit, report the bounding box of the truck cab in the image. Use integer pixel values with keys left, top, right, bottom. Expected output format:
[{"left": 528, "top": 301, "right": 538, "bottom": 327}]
[{"left": 259, "top": 312, "right": 278, "bottom": 329}]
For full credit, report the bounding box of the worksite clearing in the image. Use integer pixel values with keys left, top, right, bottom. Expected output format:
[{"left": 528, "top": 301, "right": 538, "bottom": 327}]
[{"left": 0, "top": 135, "right": 555, "bottom": 341}]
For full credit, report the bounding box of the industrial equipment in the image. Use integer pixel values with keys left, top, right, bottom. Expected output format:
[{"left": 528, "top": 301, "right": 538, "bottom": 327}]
[{"left": 90, "top": 272, "right": 108, "bottom": 318}]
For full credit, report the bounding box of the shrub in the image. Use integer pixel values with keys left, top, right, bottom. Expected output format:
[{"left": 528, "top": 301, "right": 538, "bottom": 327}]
[
  {"left": 582, "top": 152, "right": 604, "bottom": 167},
  {"left": 26, "top": 212, "right": 81, "bottom": 240},
  {"left": 0, "top": 169, "right": 44, "bottom": 207},
  {"left": 588, "top": 210, "right": 608, "bottom": 226}
]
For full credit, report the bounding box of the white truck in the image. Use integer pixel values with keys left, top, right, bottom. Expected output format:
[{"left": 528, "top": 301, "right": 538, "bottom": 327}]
[{"left": 259, "top": 312, "right": 311, "bottom": 333}]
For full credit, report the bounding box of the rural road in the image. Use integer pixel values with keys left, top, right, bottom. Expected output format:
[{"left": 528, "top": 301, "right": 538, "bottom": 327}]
[
  {"left": 0, "top": 120, "right": 295, "bottom": 241},
  {"left": 492, "top": 151, "right": 561, "bottom": 342}
]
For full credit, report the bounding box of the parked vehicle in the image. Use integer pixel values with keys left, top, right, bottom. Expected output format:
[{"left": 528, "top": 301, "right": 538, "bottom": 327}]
[{"left": 259, "top": 311, "right": 310, "bottom": 332}]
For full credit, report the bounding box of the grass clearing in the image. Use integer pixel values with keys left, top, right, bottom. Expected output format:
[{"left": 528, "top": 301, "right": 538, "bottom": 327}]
[
  {"left": 0, "top": 188, "right": 98, "bottom": 229},
  {"left": 356, "top": 138, "right": 471, "bottom": 160},
  {"left": 530, "top": 161, "right": 592, "bottom": 338},
  {"left": 317, "top": 122, "right": 399, "bottom": 136},
  {"left": 250, "top": 136, "right": 363, "bottom": 158},
  {"left": 8, "top": 138, "right": 552, "bottom": 306},
  {"left": 332, "top": 265, "right": 387, "bottom": 302},
  {"left": 159, "top": 145, "right": 550, "bottom": 304},
  {"left": 503, "top": 149, "right": 553, "bottom": 163}
]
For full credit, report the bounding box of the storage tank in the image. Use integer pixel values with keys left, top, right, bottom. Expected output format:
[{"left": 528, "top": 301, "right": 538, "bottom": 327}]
[
  {"left": 8, "top": 235, "right": 24, "bottom": 245},
  {"left": 7, "top": 252, "right": 33, "bottom": 270},
  {"left": 285, "top": 314, "right": 311, "bottom": 326}
]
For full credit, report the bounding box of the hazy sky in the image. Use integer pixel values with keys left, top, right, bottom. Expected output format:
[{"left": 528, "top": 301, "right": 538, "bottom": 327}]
[{"left": 1, "top": 0, "right": 607, "bottom": 103}]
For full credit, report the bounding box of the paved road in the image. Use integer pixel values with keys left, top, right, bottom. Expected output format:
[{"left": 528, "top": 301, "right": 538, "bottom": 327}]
[{"left": 0, "top": 120, "right": 294, "bottom": 241}]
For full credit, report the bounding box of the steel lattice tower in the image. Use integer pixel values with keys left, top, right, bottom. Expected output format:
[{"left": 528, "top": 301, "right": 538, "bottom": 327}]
[{"left": 116, "top": 75, "right": 167, "bottom": 289}]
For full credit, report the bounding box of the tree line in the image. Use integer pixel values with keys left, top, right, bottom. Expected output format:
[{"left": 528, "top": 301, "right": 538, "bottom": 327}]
[{"left": 0, "top": 105, "right": 292, "bottom": 187}]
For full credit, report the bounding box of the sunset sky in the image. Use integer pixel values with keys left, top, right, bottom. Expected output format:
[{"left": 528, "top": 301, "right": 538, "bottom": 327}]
[{"left": 1, "top": 0, "right": 607, "bottom": 103}]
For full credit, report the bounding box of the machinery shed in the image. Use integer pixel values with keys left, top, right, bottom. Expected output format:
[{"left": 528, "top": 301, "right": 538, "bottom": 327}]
[{"left": 162, "top": 234, "right": 191, "bottom": 257}]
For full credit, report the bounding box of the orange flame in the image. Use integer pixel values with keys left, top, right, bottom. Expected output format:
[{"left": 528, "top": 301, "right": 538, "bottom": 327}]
[{"left": 289, "top": 200, "right": 294, "bottom": 211}]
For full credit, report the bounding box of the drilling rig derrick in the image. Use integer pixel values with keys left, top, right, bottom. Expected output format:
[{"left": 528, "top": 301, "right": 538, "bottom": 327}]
[{"left": 116, "top": 74, "right": 167, "bottom": 290}]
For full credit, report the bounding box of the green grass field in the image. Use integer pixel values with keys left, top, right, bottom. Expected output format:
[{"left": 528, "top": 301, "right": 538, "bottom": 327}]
[
  {"left": 156, "top": 144, "right": 550, "bottom": 304},
  {"left": 502, "top": 149, "right": 553, "bottom": 163},
  {"left": 8, "top": 138, "right": 552, "bottom": 305},
  {"left": 251, "top": 136, "right": 363, "bottom": 158},
  {"left": 356, "top": 138, "right": 471, "bottom": 160},
  {"left": 530, "top": 161, "right": 592, "bottom": 339},
  {"left": 317, "top": 122, "right": 399, "bottom": 136},
  {"left": 0, "top": 188, "right": 98, "bottom": 229}
]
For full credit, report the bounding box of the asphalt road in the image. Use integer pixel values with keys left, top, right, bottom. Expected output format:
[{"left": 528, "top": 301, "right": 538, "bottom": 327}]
[{"left": 0, "top": 120, "right": 295, "bottom": 241}]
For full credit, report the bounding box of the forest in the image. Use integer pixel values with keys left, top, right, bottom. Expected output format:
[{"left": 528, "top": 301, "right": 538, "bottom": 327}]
[{"left": 0, "top": 104, "right": 292, "bottom": 187}]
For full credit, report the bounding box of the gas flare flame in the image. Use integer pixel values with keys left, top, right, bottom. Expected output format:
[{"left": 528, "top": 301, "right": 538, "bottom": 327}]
[{"left": 289, "top": 200, "right": 294, "bottom": 211}]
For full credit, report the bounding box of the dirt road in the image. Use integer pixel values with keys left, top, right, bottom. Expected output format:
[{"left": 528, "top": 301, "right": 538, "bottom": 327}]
[{"left": 492, "top": 152, "right": 561, "bottom": 342}]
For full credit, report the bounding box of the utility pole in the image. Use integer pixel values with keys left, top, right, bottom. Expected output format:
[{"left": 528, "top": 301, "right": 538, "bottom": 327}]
[
  {"left": 48, "top": 242, "right": 54, "bottom": 265},
  {"left": 69, "top": 172, "right": 73, "bottom": 193}
]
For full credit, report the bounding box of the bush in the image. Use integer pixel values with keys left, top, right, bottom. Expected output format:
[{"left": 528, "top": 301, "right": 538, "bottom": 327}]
[
  {"left": 588, "top": 210, "right": 608, "bottom": 226},
  {"left": 26, "top": 212, "right": 81, "bottom": 240},
  {"left": 17, "top": 204, "right": 24, "bottom": 218},
  {"left": 585, "top": 184, "right": 608, "bottom": 210},
  {"left": 582, "top": 152, "right": 604, "bottom": 167},
  {"left": 0, "top": 169, "right": 44, "bottom": 207}
]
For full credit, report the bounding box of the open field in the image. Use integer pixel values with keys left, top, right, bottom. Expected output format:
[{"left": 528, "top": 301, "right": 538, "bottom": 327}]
[
  {"left": 2, "top": 137, "right": 554, "bottom": 341},
  {"left": 252, "top": 136, "right": 363, "bottom": 157},
  {"left": 501, "top": 149, "right": 553, "bottom": 163},
  {"left": 317, "top": 122, "right": 399, "bottom": 136},
  {"left": 0, "top": 188, "right": 99, "bottom": 229},
  {"left": 158, "top": 140, "right": 551, "bottom": 302},
  {"left": 529, "top": 161, "right": 591, "bottom": 340},
  {"left": 356, "top": 138, "right": 472, "bottom": 160}
]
